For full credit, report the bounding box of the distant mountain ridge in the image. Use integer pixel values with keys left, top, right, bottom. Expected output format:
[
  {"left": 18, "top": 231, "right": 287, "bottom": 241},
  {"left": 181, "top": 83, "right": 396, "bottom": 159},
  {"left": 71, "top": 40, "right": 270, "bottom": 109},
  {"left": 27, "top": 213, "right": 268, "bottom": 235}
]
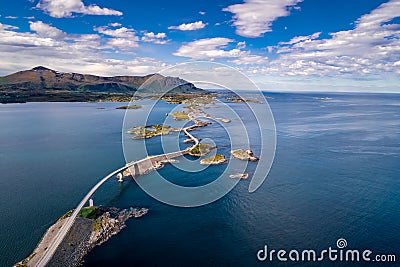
[{"left": 0, "top": 66, "right": 206, "bottom": 103}]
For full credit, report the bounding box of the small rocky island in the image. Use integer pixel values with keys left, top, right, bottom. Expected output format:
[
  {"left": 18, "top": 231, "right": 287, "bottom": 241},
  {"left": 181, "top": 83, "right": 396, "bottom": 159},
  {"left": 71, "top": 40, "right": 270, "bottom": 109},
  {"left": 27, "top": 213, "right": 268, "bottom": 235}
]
[
  {"left": 188, "top": 144, "right": 215, "bottom": 156},
  {"left": 225, "top": 96, "right": 262, "bottom": 104},
  {"left": 200, "top": 154, "right": 227, "bottom": 165},
  {"left": 116, "top": 105, "right": 142, "bottom": 109},
  {"left": 128, "top": 125, "right": 179, "bottom": 139},
  {"left": 231, "top": 149, "right": 259, "bottom": 162},
  {"left": 229, "top": 173, "right": 249, "bottom": 179},
  {"left": 15, "top": 206, "right": 148, "bottom": 267},
  {"left": 168, "top": 111, "right": 191, "bottom": 120}
]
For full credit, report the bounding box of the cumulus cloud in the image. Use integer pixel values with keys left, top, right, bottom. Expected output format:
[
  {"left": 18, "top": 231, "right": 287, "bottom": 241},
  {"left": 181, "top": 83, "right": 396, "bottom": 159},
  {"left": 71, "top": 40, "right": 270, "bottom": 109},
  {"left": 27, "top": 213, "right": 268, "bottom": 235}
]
[
  {"left": 223, "top": 0, "right": 303, "bottom": 38},
  {"left": 94, "top": 25, "right": 136, "bottom": 38},
  {"left": 262, "top": 0, "right": 400, "bottom": 77},
  {"left": 106, "top": 38, "right": 139, "bottom": 49},
  {"left": 237, "top": 41, "right": 246, "bottom": 49},
  {"left": 29, "top": 21, "right": 66, "bottom": 39},
  {"left": 168, "top": 21, "right": 206, "bottom": 31},
  {"left": 173, "top": 37, "right": 243, "bottom": 60},
  {"left": 36, "top": 0, "right": 122, "bottom": 18},
  {"left": 279, "top": 32, "right": 321, "bottom": 45},
  {"left": 230, "top": 53, "right": 268, "bottom": 65},
  {"left": 0, "top": 23, "right": 19, "bottom": 31},
  {"left": 5, "top": 16, "right": 18, "bottom": 19},
  {"left": 109, "top": 22, "right": 122, "bottom": 27},
  {"left": 141, "top": 32, "right": 168, "bottom": 44},
  {"left": 94, "top": 25, "right": 139, "bottom": 49},
  {"left": 0, "top": 23, "right": 164, "bottom": 76}
]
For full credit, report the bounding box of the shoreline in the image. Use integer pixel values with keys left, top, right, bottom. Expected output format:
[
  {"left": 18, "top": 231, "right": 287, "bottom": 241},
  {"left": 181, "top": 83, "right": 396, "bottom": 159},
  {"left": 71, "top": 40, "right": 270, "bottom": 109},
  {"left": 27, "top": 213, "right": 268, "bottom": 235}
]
[
  {"left": 15, "top": 207, "right": 148, "bottom": 267},
  {"left": 15, "top": 95, "right": 245, "bottom": 266}
]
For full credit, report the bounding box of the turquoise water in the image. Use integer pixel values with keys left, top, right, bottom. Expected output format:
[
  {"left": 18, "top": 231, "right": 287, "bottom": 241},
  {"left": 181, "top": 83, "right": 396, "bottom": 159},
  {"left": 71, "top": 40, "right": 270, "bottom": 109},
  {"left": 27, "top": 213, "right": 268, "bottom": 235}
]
[{"left": 0, "top": 93, "right": 399, "bottom": 266}]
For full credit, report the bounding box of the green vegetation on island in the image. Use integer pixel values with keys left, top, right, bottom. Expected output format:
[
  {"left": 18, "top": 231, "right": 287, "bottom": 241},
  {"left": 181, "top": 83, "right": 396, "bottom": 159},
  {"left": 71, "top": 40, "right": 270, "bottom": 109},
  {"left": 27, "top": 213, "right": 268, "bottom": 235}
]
[
  {"left": 200, "top": 154, "right": 227, "bottom": 165},
  {"left": 116, "top": 105, "right": 142, "bottom": 109},
  {"left": 169, "top": 111, "right": 190, "bottom": 120},
  {"left": 225, "top": 96, "right": 262, "bottom": 104},
  {"left": 159, "top": 94, "right": 214, "bottom": 105},
  {"left": 78, "top": 206, "right": 99, "bottom": 220},
  {"left": 128, "top": 125, "right": 179, "bottom": 139},
  {"left": 189, "top": 144, "right": 215, "bottom": 156},
  {"left": 59, "top": 210, "right": 74, "bottom": 221},
  {"left": 58, "top": 206, "right": 99, "bottom": 222}
]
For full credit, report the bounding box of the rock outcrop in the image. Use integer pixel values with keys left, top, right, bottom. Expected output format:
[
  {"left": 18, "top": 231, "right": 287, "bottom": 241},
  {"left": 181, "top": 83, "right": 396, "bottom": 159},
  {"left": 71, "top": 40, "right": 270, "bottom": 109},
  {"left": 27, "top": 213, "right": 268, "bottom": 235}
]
[
  {"left": 15, "top": 207, "right": 148, "bottom": 267},
  {"left": 230, "top": 149, "right": 259, "bottom": 162}
]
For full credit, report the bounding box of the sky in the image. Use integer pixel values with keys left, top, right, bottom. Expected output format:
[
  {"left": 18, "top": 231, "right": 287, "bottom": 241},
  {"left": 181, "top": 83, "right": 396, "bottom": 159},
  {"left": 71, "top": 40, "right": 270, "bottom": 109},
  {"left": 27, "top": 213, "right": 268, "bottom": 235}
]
[{"left": 0, "top": 0, "right": 399, "bottom": 92}]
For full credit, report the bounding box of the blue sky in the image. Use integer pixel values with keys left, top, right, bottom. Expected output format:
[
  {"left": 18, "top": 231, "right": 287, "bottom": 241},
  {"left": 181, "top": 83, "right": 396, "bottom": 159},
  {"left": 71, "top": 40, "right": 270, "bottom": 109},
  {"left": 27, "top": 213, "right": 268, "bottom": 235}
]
[{"left": 0, "top": 0, "right": 399, "bottom": 92}]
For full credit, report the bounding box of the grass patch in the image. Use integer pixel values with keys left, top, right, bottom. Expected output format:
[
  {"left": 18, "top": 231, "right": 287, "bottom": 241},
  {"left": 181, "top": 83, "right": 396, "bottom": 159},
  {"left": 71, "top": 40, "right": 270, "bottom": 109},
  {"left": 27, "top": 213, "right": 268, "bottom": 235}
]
[
  {"left": 169, "top": 111, "right": 190, "bottom": 120},
  {"left": 128, "top": 125, "right": 178, "bottom": 139},
  {"left": 78, "top": 206, "right": 98, "bottom": 220},
  {"left": 189, "top": 144, "right": 213, "bottom": 156},
  {"left": 58, "top": 209, "right": 74, "bottom": 221}
]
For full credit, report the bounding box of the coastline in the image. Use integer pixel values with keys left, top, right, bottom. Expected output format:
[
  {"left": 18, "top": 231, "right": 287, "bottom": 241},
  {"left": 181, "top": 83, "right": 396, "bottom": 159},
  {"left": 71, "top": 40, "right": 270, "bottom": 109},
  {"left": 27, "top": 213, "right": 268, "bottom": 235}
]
[
  {"left": 13, "top": 94, "right": 253, "bottom": 266},
  {"left": 15, "top": 207, "right": 148, "bottom": 267}
]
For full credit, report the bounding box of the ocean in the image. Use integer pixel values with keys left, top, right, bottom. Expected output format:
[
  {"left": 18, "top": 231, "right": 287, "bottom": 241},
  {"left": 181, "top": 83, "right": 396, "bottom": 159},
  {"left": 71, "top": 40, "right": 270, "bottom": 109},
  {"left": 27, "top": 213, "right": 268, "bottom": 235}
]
[{"left": 0, "top": 92, "right": 399, "bottom": 266}]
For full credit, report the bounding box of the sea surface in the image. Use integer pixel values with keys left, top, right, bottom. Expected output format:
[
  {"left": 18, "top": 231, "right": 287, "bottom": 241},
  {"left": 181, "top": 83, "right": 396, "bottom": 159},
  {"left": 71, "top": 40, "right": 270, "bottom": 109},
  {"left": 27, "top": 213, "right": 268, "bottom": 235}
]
[{"left": 0, "top": 92, "right": 399, "bottom": 266}]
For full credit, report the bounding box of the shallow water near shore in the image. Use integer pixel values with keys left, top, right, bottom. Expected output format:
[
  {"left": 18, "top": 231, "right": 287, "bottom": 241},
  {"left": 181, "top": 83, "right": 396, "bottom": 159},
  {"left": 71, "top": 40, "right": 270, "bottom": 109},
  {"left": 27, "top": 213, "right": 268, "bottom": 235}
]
[{"left": 0, "top": 92, "right": 399, "bottom": 266}]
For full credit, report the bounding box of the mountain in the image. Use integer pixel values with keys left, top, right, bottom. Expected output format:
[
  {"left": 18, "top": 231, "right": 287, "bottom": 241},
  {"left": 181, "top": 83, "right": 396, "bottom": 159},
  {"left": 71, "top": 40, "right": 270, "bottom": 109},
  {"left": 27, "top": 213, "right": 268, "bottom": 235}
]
[{"left": 0, "top": 66, "right": 206, "bottom": 103}]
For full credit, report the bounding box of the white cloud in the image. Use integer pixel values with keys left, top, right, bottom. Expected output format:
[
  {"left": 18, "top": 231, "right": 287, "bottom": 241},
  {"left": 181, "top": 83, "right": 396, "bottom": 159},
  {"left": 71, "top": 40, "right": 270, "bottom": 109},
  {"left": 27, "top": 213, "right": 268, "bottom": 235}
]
[
  {"left": 0, "top": 24, "right": 165, "bottom": 76},
  {"left": 5, "top": 16, "right": 18, "bottom": 19},
  {"left": 106, "top": 38, "right": 139, "bottom": 49},
  {"left": 168, "top": 21, "right": 206, "bottom": 31},
  {"left": 237, "top": 41, "right": 246, "bottom": 49},
  {"left": 0, "top": 27, "right": 63, "bottom": 51},
  {"left": 173, "top": 37, "right": 243, "bottom": 60},
  {"left": 199, "top": 11, "right": 206, "bottom": 15},
  {"left": 223, "top": 0, "right": 303, "bottom": 37},
  {"left": 36, "top": 0, "right": 122, "bottom": 18},
  {"left": 94, "top": 25, "right": 136, "bottom": 38},
  {"left": 230, "top": 53, "right": 268, "bottom": 65},
  {"left": 109, "top": 22, "right": 122, "bottom": 27},
  {"left": 262, "top": 0, "right": 400, "bottom": 77},
  {"left": 0, "top": 23, "right": 19, "bottom": 31},
  {"left": 279, "top": 32, "right": 321, "bottom": 45},
  {"left": 29, "top": 21, "right": 66, "bottom": 39},
  {"left": 94, "top": 25, "right": 139, "bottom": 49},
  {"left": 141, "top": 32, "right": 168, "bottom": 44}
]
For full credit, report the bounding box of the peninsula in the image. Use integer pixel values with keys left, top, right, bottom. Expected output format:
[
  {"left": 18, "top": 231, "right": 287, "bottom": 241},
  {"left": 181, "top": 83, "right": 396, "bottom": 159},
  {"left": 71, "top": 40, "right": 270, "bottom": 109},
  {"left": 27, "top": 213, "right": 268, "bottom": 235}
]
[
  {"left": 0, "top": 66, "right": 208, "bottom": 103},
  {"left": 15, "top": 206, "right": 148, "bottom": 267}
]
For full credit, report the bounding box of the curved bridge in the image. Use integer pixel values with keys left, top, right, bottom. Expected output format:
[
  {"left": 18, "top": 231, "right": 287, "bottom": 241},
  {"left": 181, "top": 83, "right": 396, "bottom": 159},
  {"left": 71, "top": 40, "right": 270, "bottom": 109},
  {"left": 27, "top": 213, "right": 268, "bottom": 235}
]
[{"left": 36, "top": 123, "right": 200, "bottom": 267}]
